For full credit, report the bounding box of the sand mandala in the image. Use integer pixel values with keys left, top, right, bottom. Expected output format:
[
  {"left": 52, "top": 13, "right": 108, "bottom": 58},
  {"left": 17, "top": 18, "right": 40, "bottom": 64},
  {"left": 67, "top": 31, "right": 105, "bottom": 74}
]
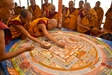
[{"left": 6, "top": 31, "right": 112, "bottom": 75}]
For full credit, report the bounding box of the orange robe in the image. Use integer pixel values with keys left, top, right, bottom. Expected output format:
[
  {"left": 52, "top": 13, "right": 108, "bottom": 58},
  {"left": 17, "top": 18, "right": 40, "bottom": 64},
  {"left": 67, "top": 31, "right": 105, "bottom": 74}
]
[
  {"left": 7, "top": 15, "right": 24, "bottom": 39},
  {"left": 104, "top": 8, "right": 112, "bottom": 32},
  {"left": 28, "top": 5, "right": 42, "bottom": 20},
  {"left": 77, "top": 9, "right": 98, "bottom": 33},
  {"left": 62, "top": 8, "right": 78, "bottom": 30},
  {"left": 43, "top": 10, "right": 59, "bottom": 21},
  {"left": 42, "top": 3, "right": 52, "bottom": 14},
  {"left": 25, "top": 18, "right": 49, "bottom": 37},
  {"left": 93, "top": 7, "right": 104, "bottom": 28}
]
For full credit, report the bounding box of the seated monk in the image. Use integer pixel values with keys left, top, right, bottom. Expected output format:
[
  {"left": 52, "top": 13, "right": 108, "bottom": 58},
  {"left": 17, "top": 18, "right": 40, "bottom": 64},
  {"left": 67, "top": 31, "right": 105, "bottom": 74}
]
[
  {"left": 0, "top": 0, "right": 34, "bottom": 62},
  {"left": 42, "top": 4, "right": 59, "bottom": 21},
  {"left": 14, "top": 2, "right": 23, "bottom": 16},
  {"left": 77, "top": 1, "right": 84, "bottom": 13},
  {"left": 28, "top": 0, "right": 41, "bottom": 21},
  {"left": 103, "top": 5, "right": 112, "bottom": 32},
  {"left": 7, "top": 10, "right": 44, "bottom": 46},
  {"left": 42, "top": 0, "right": 52, "bottom": 14},
  {"left": 77, "top": 2, "right": 101, "bottom": 36},
  {"left": 25, "top": 18, "right": 65, "bottom": 48},
  {"left": 93, "top": 1, "right": 104, "bottom": 28},
  {"left": 62, "top": 1, "right": 78, "bottom": 30}
]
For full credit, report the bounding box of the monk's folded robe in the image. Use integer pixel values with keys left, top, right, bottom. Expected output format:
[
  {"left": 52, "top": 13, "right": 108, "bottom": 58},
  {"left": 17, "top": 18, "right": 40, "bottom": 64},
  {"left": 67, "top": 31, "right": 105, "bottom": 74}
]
[
  {"left": 43, "top": 10, "right": 59, "bottom": 21},
  {"left": 25, "top": 18, "right": 49, "bottom": 37},
  {"left": 62, "top": 8, "right": 78, "bottom": 30},
  {"left": 77, "top": 9, "right": 98, "bottom": 34},
  {"left": 0, "top": 20, "right": 12, "bottom": 45},
  {"left": 94, "top": 7, "right": 104, "bottom": 28},
  {"left": 28, "top": 5, "right": 42, "bottom": 20},
  {"left": 7, "top": 15, "right": 25, "bottom": 39},
  {"left": 42, "top": 3, "right": 52, "bottom": 13},
  {"left": 104, "top": 8, "right": 112, "bottom": 32}
]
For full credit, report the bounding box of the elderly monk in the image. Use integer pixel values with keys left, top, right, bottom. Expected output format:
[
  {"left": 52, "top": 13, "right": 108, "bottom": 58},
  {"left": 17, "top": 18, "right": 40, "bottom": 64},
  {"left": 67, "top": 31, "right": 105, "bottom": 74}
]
[
  {"left": 103, "top": 5, "right": 112, "bottom": 32},
  {"left": 25, "top": 18, "right": 65, "bottom": 48},
  {"left": 62, "top": 1, "right": 78, "bottom": 30},
  {"left": 7, "top": 10, "right": 44, "bottom": 46},
  {"left": 93, "top": 1, "right": 104, "bottom": 28},
  {"left": 28, "top": 0, "right": 41, "bottom": 21},
  {"left": 77, "top": 1, "right": 84, "bottom": 13},
  {"left": 42, "top": 0, "right": 52, "bottom": 14},
  {"left": 42, "top": 4, "right": 59, "bottom": 21},
  {"left": 0, "top": 0, "right": 34, "bottom": 61},
  {"left": 77, "top": 2, "right": 101, "bottom": 35}
]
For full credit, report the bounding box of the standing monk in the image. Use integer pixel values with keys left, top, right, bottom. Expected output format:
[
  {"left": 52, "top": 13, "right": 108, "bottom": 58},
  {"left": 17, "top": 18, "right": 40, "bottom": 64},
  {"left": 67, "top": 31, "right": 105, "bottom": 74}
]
[
  {"left": 42, "top": 5, "right": 59, "bottom": 21},
  {"left": 103, "top": 5, "right": 112, "bottom": 32},
  {"left": 0, "top": 0, "right": 34, "bottom": 61},
  {"left": 28, "top": 0, "right": 41, "bottom": 21},
  {"left": 93, "top": 1, "right": 104, "bottom": 28},
  {"left": 77, "top": 2, "right": 100, "bottom": 35},
  {"left": 42, "top": 0, "right": 52, "bottom": 14},
  {"left": 62, "top": 1, "right": 78, "bottom": 30}
]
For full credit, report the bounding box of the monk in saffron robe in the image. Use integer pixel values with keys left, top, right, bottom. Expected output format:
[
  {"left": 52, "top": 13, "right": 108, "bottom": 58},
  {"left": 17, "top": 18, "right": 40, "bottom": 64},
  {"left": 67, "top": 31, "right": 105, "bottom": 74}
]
[
  {"left": 93, "top": 1, "right": 104, "bottom": 28},
  {"left": 0, "top": 0, "right": 34, "bottom": 62},
  {"left": 7, "top": 10, "right": 44, "bottom": 46},
  {"left": 77, "top": 2, "right": 101, "bottom": 35},
  {"left": 62, "top": 1, "right": 78, "bottom": 30},
  {"left": 42, "top": 0, "right": 52, "bottom": 14},
  {"left": 103, "top": 5, "right": 112, "bottom": 32},
  {"left": 28, "top": 0, "right": 41, "bottom": 21},
  {"left": 42, "top": 5, "right": 59, "bottom": 21},
  {"left": 25, "top": 18, "right": 65, "bottom": 48},
  {"left": 77, "top": 1, "right": 84, "bottom": 14}
]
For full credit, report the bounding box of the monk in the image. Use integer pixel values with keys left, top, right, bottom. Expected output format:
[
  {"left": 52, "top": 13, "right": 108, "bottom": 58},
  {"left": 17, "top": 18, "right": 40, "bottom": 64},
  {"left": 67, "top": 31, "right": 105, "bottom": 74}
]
[
  {"left": 25, "top": 18, "right": 65, "bottom": 48},
  {"left": 62, "top": 1, "right": 78, "bottom": 30},
  {"left": 14, "top": 2, "right": 23, "bottom": 16},
  {"left": 0, "top": 0, "right": 34, "bottom": 61},
  {"left": 77, "top": 2, "right": 101, "bottom": 35},
  {"left": 42, "top": 0, "right": 52, "bottom": 14},
  {"left": 28, "top": 0, "right": 41, "bottom": 21},
  {"left": 7, "top": 10, "right": 44, "bottom": 46},
  {"left": 77, "top": 1, "right": 84, "bottom": 13},
  {"left": 103, "top": 5, "right": 112, "bottom": 32},
  {"left": 42, "top": 4, "right": 59, "bottom": 21},
  {"left": 93, "top": 1, "right": 104, "bottom": 28}
]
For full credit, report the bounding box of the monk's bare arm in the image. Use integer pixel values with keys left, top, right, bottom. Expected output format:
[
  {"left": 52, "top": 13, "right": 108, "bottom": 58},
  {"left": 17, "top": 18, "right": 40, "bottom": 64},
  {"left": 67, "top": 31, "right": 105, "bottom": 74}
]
[
  {"left": 38, "top": 24, "right": 59, "bottom": 44},
  {"left": 12, "top": 25, "right": 42, "bottom": 44},
  {"left": 0, "top": 30, "right": 34, "bottom": 61},
  {"left": 77, "top": 15, "right": 90, "bottom": 30}
]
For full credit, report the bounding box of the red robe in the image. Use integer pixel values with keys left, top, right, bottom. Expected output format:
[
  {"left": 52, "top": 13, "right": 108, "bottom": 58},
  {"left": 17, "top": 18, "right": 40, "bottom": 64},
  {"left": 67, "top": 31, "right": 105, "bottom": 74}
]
[{"left": 0, "top": 20, "right": 12, "bottom": 45}]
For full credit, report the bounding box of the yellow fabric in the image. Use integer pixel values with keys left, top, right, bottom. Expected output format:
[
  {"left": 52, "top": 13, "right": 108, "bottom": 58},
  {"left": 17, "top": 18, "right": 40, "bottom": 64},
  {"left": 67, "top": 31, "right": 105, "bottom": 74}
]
[
  {"left": 94, "top": 7, "right": 104, "bottom": 27},
  {"left": 51, "top": 13, "right": 59, "bottom": 21},
  {"left": 26, "top": 18, "right": 49, "bottom": 36},
  {"left": 42, "top": 3, "right": 52, "bottom": 12},
  {"left": 104, "top": 11, "right": 112, "bottom": 32},
  {"left": 8, "top": 15, "right": 22, "bottom": 39},
  {"left": 77, "top": 9, "right": 97, "bottom": 33},
  {"left": 28, "top": 5, "right": 42, "bottom": 20},
  {"left": 62, "top": 8, "right": 78, "bottom": 30}
]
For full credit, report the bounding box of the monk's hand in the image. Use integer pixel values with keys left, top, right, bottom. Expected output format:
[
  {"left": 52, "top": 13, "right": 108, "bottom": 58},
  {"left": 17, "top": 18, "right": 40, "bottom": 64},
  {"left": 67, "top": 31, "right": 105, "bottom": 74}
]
[
  {"left": 23, "top": 46, "right": 35, "bottom": 52},
  {"left": 57, "top": 42, "right": 65, "bottom": 48},
  {"left": 40, "top": 42, "right": 45, "bottom": 48}
]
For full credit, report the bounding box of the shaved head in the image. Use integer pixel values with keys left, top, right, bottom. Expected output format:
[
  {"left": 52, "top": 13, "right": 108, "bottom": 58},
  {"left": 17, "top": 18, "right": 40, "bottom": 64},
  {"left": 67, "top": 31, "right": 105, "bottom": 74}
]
[
  {"left": 48, "top": 19, "right": 57, "bottom": 30},
  {"left": 83, "top": 2, "right": 91, "bottom": 13},
  {"left": 95, "top": 1, "right": 101, "bottom": 8},
  {"left": 50, "top": 4, "right": 56, "bottom": 13},
  {"left": 0, "top": 0, "right": 14, "bottom": 19}
]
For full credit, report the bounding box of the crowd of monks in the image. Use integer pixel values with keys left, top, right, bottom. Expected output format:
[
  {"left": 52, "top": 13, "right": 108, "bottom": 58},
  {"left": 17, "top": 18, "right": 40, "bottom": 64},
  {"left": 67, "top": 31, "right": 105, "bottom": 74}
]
[{"left": 0, "top": 0, "right": 112, "bottom": 62}]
